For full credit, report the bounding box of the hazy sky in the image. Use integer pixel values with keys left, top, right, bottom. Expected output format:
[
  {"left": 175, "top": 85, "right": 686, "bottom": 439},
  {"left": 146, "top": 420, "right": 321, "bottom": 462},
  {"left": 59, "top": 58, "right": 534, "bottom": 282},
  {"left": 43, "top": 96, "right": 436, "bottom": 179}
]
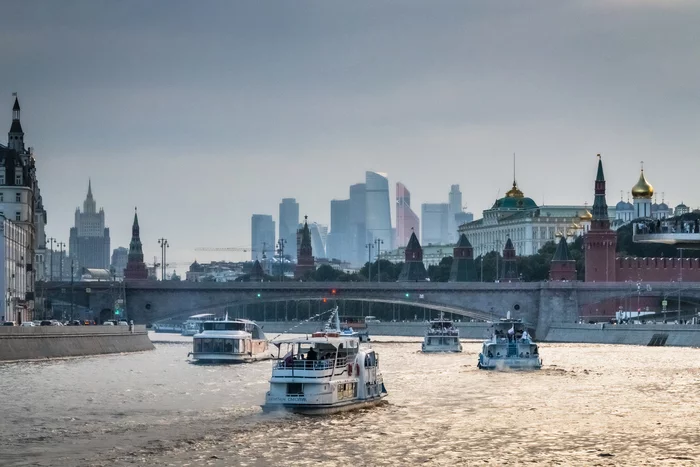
[{"left": 1, "top": 0, "right": 699, "bottom": 271}]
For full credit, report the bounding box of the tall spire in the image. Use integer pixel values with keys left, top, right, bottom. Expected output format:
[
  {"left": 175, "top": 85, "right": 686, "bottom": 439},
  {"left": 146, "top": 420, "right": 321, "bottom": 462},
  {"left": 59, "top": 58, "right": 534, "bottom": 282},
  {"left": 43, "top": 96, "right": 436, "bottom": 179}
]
[
  {"left": 591, "top": 154, "right": 610, "bottom": 227},
  {"left": 83, "top": 179, "right": 97, "bottom": 214},
  {"left": 87, "top": 178, "right": 93, "bottom": 198},
  {"left": 124, "top": 206, "right": 148, "bottom": 280},
  {"left": 8, "top": 93, "right": 24, "bottom": 152}
]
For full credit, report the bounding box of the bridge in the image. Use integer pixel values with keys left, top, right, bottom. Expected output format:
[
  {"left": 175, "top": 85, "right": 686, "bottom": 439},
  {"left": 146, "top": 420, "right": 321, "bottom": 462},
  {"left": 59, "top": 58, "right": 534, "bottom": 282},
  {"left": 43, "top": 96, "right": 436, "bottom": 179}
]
[{"left": 38, "top": 280, "right": 700, "bottom": 337}]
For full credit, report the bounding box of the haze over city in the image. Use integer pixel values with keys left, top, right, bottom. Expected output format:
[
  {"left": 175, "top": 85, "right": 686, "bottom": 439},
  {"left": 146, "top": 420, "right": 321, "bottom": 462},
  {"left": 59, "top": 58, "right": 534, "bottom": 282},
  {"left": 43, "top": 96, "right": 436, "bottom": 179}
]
[{"left": 1, "top": 0, "right": 699, "bottom": 269}]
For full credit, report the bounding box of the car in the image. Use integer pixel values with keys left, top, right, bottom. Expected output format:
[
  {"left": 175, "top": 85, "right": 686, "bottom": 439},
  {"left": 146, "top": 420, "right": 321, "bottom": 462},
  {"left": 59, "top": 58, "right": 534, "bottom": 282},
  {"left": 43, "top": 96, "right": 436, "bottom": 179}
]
[
  {"left": 103, "top": 321, "right": 115, "bottom": 325},
  {"left": 117, "top": 320, "right": 128, "bottom": 326},
  {"left": 40, "top": 320, "right": 53, "bottom": 326},
  {"left": 20, "top": 321, "right": 35, "bottom": 327},
  {"left": 69, "top": 320, "right": 83, "bottom": 326},
  {"left": 2, "top": 321, "right": 16, "bottom": 326}
]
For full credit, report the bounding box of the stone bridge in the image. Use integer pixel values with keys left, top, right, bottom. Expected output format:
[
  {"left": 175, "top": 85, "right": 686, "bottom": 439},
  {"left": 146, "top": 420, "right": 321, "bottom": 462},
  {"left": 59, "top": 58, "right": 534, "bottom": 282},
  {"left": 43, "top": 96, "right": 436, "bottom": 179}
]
[{"left": 38, "top": 280, "right": 700, "bottom": 336}]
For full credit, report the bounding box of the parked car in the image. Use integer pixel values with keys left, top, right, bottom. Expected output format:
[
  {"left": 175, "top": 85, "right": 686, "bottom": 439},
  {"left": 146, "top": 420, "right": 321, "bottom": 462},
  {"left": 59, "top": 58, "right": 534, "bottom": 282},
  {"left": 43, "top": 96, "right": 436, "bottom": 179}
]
[
  {"left": 20, "top": 321, "right": 36, "bottom": 327},
  {"left": 2, "top": 321, "right": 16, "bottom": 326},
  {"left": 103, "top": 321, "right": 115, "bottom": 326},
  {"left": 117, "top": 320, "right": 128, "bottom": 326},
  {"left": 40, "top": 320, "right": 53, "bottom": 326},
  {"left": 68, "top": 320, "right": 83, "bottom": 326}
]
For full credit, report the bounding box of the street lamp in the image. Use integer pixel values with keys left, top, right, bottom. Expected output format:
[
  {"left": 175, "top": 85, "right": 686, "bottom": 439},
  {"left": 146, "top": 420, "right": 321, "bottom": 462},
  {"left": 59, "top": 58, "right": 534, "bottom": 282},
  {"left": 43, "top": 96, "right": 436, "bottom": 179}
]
[
  {"left": 47, "top": 237, "right": 56, "bottom": 281},
  {"left": 158, "top": 238, "right": 169, "bottom": 281},
  {"left": 374, "top": 238, "right": 384, "bottom": 282},
  {"left": 277, "top": 238, "right": 287, "bottom": 281},
  {"left": 57, "top": 242, "right": 65, "bottom": 281},
  {"left": 365, "top": 242, "right": 374, "bottom": 282}
]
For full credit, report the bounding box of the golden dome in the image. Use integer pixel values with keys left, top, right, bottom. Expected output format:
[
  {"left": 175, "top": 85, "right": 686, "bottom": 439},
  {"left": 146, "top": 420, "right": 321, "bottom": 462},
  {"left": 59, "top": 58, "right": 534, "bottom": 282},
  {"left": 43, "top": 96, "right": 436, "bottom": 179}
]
[
  {"left": 579, "top": 210, "right": 593, "bottom": 221},
  {"left": 555, "top": 231, "right": 563, "bottom": 238},
  {"left": 631, "top": 170, "right": 654, "bottom": 199},
  {"left": 505, "top": 181, "right": 524, "bottom": 198}
]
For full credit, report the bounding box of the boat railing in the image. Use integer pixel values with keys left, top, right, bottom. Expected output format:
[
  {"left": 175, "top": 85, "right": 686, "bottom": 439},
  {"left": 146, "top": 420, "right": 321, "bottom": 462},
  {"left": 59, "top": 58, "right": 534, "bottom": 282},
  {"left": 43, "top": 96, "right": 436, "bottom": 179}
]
[
  {"left": 426, "top": 329, "right": 459, "bottom": 336},
  {"left": 275, "top": 356, "right": 349, "bottom": 371}
]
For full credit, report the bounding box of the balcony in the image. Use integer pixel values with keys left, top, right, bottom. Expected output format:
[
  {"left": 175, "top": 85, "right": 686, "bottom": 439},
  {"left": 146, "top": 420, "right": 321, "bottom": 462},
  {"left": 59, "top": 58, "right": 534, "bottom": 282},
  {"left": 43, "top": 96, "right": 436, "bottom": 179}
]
[{"left": 633, "top": 220, "right": 700, "bottom": 248}]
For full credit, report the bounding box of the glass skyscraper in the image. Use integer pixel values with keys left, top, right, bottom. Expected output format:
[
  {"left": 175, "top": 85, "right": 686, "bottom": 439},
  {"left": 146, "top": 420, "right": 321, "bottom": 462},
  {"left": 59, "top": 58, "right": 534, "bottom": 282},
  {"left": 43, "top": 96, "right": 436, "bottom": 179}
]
[
  {"left": 396, "top": 182, "right": 419, "bottom": 248},
  {"left": 365, "top": 171, "right": 393, "bottom": 258},
  {"left": 278, "top": 198, "right": 299, "bottom": 259}
]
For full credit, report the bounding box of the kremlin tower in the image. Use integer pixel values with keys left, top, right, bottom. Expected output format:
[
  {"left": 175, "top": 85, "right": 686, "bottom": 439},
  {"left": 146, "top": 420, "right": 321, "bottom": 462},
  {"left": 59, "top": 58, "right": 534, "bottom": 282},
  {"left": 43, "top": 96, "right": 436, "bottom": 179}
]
[
  {"left": 584, "top": 155, "right": 617, "bottom": 283},
  {"left": 449, "top": 234, "right": 477, "bottom": 282},
  {"left": 500, "top": 237, "right": 518, "bottom": 281},
  {"left": 398, "top": 231, "right": 428, "bottom": 281},
  {"left": 549, "top": 236, "right": 577, "bottom": 281},
  {"left": 124, "top": 208, "right": 148, "bottom": 280},
  {"left": 294, "top": 216, "right": 315, "bottom": 279}
]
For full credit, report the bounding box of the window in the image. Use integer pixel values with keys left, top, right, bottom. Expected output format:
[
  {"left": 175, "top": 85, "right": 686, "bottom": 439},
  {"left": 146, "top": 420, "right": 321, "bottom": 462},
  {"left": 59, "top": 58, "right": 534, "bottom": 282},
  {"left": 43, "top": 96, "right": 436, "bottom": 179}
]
[
  {"left": 0, "top": 174, "right": 4, "bottom": 184},
  {"left": 15, "top": 175, "right": 22, "bottom": 185},
  {"left": 286, "top": 383, "right": 303, "bottom": 396},
  {"left": 15, "top": 212, "right": 21, "bottom": 221},
  {"left": 15, "top": 193, "right": 20, "bottom": 203}
]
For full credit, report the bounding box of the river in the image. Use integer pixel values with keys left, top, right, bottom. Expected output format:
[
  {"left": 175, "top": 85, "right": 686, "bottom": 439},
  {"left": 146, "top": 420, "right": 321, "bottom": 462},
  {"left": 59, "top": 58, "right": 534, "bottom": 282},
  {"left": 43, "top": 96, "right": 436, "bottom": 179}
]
[{"left": 1, "top": 333, "right": 699, "bottom": 466}]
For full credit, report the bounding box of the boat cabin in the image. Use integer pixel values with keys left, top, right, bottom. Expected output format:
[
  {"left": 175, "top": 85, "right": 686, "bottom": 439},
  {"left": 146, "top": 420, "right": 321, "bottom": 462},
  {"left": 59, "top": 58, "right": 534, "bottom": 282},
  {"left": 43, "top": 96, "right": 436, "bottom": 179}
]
[{"left": 485, "top": 319, "right": 538, "bottom": 359}]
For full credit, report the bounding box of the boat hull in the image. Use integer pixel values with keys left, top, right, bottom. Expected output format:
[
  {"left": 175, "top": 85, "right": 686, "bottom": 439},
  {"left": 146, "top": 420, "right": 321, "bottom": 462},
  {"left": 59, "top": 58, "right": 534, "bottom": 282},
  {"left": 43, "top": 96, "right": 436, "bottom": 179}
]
[
  {"left": 478, "top": 354, "right": 542, "bottom": 370},
  {"left": 422, "top": 344, "right": 462, "bottom": 353},
  {"left": 262, "top": 394, "right": 387, "bottom": 415},
  {"left": 190, "top": 352, "right": 272, "bottom": 364}
]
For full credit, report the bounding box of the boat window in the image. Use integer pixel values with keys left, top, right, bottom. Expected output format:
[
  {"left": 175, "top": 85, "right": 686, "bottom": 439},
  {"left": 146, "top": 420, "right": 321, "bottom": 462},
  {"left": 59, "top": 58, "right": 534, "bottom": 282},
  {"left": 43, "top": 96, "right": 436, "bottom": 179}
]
[
  {"left": 201, "top": 338, "right": 212, "bottom": 353},
  {"left": 194, "top": 339, "right": 202, "bottom": 352},
  {"left": 364, "top": 352, "right": 376, "bottom": 368},
  {"left": 233, "top": 339, "right": 240, "bottom": 353},
  {"left": 224, "top": 339, "right": 233, "bottom": 353},
  {"left": 202, "top": 322, "right": 245, "bottom": 331},
  {"left": 286, "top": 383, "right": 303, "bottom": 396}
]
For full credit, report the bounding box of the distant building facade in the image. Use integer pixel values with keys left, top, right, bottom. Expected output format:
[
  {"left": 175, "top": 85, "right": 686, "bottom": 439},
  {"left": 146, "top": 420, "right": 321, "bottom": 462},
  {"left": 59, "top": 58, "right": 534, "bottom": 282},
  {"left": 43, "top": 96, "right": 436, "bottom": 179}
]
[
  {"left": 326, "top": 199, "right": 351, "bottom": 261},
  {"left": 278, "top": 198, "right": 299, "bottom": 260},
  {"left": 111, "top": 247, "right": 128, "bottom": 279},
  {"left": 69, "top": 181, "right": 111, "bottom": 269},
  {"left": 251, "top": 214, "right": 275, "bottom": 261},
  {"left": 421, "top": 203, "right": 449, "bottom": 246},
  {"left": 349, "top": 183, "right": 367, "bottom": 267},
  {"left": 396, "top": 182, "right": 419, "bottom": 249},
  {"left": 365, "top": 171, "right": 393, "bottom": 257},
  {"left": 0, "top": 95, "right": 44, "bottom": 321}
]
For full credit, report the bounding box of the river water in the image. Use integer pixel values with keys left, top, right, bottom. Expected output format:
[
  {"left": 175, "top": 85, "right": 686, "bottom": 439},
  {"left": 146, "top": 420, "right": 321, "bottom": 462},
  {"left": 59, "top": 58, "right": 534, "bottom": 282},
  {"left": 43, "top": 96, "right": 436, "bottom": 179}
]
[{"left": 1, "top": 333, "right": 699, "bottom": 466}]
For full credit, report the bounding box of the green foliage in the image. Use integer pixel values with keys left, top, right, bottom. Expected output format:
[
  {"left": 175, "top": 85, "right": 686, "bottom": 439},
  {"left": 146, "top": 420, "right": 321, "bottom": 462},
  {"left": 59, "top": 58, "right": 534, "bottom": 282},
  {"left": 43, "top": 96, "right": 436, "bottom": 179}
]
[{"left": 427, "top": 256, "right": 453, "bottom": 282}]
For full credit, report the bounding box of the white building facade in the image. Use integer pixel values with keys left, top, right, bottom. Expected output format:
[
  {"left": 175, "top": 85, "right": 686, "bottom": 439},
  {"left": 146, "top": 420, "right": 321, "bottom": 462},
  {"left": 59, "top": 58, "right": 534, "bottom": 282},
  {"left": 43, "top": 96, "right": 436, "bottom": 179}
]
[{"left": 1, "top": 217, "right": 31, "bottom": 322}]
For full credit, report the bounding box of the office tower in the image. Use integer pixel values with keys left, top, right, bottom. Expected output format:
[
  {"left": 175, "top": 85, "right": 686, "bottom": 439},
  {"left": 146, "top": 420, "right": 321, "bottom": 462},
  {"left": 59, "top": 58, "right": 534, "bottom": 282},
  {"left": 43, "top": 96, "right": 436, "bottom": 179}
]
[
  {"left": 365, "top": 171, "right": 393, "bottom": 258},
  {"left": 327, "top": 199, "right": 351, "bottom": 260},
  {"left": 251, "top": 214, "right": 275, "bottom": 261},
  {"left": 396, "top": 182, "right": 420, "bottom": 247},
  {"left": 421, "top": 203, "right": 449, "bottom": 245},
  {"left": 278, "top": 198, "right": 299, "bottom": 259},
  {"left": 448, "top": 185, "right": 462, "bottom": 243},
  {"left": 349, "top": 183, "right": 367, "bottom": 266}
]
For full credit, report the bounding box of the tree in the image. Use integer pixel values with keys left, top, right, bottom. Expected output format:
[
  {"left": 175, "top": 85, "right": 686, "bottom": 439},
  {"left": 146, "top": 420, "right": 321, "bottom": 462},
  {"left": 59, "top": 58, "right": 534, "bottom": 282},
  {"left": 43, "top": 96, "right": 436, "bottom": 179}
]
[{"left": 427, "top": 256, "right": 453, "bottom": 282}]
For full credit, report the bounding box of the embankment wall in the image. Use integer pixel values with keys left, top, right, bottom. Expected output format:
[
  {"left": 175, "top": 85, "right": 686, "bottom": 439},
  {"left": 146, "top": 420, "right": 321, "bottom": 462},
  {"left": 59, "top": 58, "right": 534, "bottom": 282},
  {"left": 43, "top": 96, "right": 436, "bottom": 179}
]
[
  {"left": 0, "top": 326, "right": 155, "bottom": 362},
  {"left": 259, "top": 321, "right": 492, "bottom": 339},
  {"left": 543, "top": 324, "right": 700, "bottom": 347}
]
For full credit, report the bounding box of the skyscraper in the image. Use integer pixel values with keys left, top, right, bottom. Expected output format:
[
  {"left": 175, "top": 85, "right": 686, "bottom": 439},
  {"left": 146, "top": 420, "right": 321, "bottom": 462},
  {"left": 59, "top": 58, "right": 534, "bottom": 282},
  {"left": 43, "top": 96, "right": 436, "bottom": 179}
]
[
  {"left": 396, "top": 182, "right": 419, "bottom": 248},
  {"left": 326, "top": 199, "right": 351, "bottom": 261},
  {"left": 278, "top": 198, "right": 299, "bottom": 259},
  {"left": 448, "top": 185, "right": 462, "bottom": 243},
  {"left": 69, "top": 180, "right": 111, "bottom": 269},
  {"left": 421, "top": 203, "right": 449, "bottom": 245},
  {"left": 111, "top": 247, "right": 128, "bottom": 278},
  {"left": 308, "top": 222, "right": 328, "bottom": 259},
  {"left": 251, "top": 214, "right": 275, "bottom": 261},
  {"left": 349, "top": 183, "right": 367, "bottom": 266},
  {"left": 365, "top": 171, "right": 393, "bottom": 258}
]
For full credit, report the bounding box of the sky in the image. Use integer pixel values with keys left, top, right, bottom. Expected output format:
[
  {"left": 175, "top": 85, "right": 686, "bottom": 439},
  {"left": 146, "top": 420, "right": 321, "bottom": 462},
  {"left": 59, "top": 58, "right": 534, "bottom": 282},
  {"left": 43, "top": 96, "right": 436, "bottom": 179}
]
[{"left": 1, "top": 0, "right": 699, "bottom": 272}]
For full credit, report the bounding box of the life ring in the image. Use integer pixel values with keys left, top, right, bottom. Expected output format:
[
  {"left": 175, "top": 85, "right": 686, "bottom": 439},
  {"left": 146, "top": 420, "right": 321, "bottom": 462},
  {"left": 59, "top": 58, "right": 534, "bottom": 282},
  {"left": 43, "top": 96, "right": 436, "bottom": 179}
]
[
  {"left": 347, "top": 363, "right": 353, "bottom": 376},
  {"left": 355, "top": 363, "right": 360, "bottom": 375}
]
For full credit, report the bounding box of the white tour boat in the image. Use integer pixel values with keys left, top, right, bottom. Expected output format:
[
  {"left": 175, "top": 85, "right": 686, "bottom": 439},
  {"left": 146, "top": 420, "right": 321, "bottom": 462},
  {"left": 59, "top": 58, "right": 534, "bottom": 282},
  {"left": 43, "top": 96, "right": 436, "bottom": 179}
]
[
  {"left": 477, "top": 315, "right": 542, "bottom": 370},
  {"left": 181, "top": 313, "right": 215, "bottom": 336},
  {"left": 262, "top": 307, "right": 387, "bottom": 415},
  {"left": 422, "top": 313, "right": 462, "bottom": 352},
  {"left": 189, "top": 317, "right": 271, "bottom": 363}
]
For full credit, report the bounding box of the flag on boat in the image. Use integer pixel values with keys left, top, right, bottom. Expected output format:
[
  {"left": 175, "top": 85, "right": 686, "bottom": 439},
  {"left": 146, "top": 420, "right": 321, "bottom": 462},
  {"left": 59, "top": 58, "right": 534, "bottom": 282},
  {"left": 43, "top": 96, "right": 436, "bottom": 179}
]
[{"left": 507, "top": 325, "right": 515, "bottom": 335}]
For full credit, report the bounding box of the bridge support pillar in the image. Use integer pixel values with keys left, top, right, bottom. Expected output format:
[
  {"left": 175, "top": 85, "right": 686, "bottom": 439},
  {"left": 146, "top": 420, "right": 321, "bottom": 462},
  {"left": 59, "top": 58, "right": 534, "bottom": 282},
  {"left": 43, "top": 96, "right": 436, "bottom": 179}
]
[{"left": 537, "top": 286, "right": 579, "bottom": 338}]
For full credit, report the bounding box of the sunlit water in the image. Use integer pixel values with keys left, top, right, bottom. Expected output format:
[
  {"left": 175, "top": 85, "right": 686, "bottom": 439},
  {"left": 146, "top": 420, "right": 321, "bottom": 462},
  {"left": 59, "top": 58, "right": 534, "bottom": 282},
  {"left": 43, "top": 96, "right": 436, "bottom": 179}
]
[{"left": 1, "top": 333, "right": 699, "bottom": 466}]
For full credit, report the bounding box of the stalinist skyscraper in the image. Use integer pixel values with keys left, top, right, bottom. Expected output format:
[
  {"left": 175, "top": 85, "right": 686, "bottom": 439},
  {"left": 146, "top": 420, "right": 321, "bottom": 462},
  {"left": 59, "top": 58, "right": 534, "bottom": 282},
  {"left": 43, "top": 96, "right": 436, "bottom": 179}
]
[{"left": 69, "top": 180, "right": 111, "bottom": 269}]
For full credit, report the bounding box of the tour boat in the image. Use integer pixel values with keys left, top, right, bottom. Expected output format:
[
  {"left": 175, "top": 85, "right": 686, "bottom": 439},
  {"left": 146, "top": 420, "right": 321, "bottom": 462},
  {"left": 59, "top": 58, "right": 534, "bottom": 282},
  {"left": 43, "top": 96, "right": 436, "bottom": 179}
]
[
  {"left": 339, "top": 316, "right": 370, "bottom": 342},
  {"left": 477, "top": 315, "right": 542, "bottom": 370},
  {"left": 262, "top": 307, "right": 387, "bottom": 415},
  {"left": 188, "top": 317, "right": 271, "bottom": 363},
  {"left": 422, "top": 313, "right": 462, "bottom": 352},
  {"left": 181, "top": 313, "right": 215, "bottom": 336}
]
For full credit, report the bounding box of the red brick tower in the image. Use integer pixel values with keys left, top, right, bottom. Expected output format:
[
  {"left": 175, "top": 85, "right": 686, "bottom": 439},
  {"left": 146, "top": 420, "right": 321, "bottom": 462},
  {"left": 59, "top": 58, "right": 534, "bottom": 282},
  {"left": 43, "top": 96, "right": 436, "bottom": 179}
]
[
  {"left": 294, "top": 216, "right": 315, "bottom": 279},
  {"left": 501, "top": 237, "right": 519, "bottom": 281},
  {"left": 550, "top": 236, "right": 577, "bottom": 281},
  {"left": 584, "top": 155, "right": 617, "bottom": 282},
  {"left": 124, "top": 208, "right": 148, "bottom": 280}
]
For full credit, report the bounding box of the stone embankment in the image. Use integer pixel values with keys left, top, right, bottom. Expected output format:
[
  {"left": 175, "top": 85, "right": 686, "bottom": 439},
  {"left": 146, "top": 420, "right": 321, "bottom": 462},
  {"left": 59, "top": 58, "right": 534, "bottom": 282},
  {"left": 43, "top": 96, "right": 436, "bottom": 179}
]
[
  {"left": 0, "top": 325, "right": 155, "bottom": 362},
  {"left": 259, "top": 321, "right": 700, "bottom": 347}
]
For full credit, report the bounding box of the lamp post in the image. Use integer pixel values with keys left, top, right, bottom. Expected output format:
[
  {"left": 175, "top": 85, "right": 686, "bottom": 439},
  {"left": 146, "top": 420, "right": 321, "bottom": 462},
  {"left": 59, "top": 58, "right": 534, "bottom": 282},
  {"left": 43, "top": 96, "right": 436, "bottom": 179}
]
[
  {"left": 157, "top": 238, "right": 169, "bottom": 281},
  {"left": 277, "top": 238, "right": 287, "bottom": 281},
  {"left": 70, "top": 259, "right": 74, "bottom": 320},
  {"left": 47, "top": 237, "right": 56, "bottom": 281},
  {"left": 365, "top": 242, "right": 374, "bottom": 282},
  {"left": 374, "top": 238, "right": 384, "bottom": 282},
  {"left": 57, "top": 242, "right": 65, "bottom": 281},
  {"left": 678, "top": 248, "right": 685, "bottom": 323}
]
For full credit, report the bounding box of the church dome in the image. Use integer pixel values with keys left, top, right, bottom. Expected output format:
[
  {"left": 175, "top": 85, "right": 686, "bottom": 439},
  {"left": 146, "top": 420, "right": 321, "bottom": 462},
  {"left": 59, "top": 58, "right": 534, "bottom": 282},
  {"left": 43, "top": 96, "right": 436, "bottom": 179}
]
[
  {"left": 631, "top": 170, "right": 654, "bottom": 199},
  {"left": 491, "top": 181, "right": 538, "bottom": 210},
  {"left": 189, "top": 260, "right": 204, "bottom": 273},
  {"left": 579, "top": 209, "right": 593, "bottom": 221}
]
